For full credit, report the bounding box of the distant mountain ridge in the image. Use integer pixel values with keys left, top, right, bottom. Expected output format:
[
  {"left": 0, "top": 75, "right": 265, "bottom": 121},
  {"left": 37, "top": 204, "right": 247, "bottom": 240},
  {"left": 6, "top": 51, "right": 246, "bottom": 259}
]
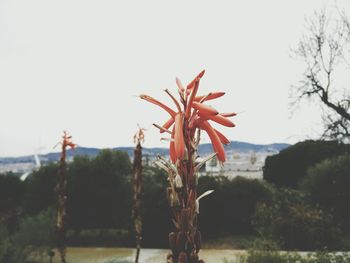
[{"left": 0, "top": 141, "right": 290, "bottom": 164}]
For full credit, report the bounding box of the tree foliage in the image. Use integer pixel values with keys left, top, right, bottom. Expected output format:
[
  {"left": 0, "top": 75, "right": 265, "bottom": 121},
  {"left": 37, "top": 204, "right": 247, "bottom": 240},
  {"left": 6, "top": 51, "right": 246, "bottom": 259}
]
[
  {"left": 263, "top": 140, "right": 350, "bottom": 188},
  {"left": 67, "top": 150, "right": 132, "bottom": 230},
  {"left": 198, "top": 176, "right": 272, "bottom": 237},
  {"left": 0, "top": 173, "right": 25, "bottom": 216},
  {"left": 301, "top": 154, "right": 350, "bottom": 230},
  {"left": 141, "top": 166, "right": 171, "bottom": 247},
  {"left": 24, "top": 163, "right": 58, "bottom": 215},
  {"left": 23, "top": 149, "right": 132, "bottom": 230}
]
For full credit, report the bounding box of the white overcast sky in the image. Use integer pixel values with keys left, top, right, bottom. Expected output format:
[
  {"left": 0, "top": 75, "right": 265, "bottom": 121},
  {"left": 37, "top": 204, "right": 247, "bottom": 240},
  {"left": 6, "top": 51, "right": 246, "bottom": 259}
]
[{"left": 1, "top": 0, "right": 349, "bottom": 157}]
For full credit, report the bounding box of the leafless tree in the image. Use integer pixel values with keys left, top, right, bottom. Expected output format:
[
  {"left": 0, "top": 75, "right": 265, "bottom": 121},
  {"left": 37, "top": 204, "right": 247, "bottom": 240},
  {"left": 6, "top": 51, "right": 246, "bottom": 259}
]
[{"left": 292, "top": 8, "right": 350, "bottom": 142}]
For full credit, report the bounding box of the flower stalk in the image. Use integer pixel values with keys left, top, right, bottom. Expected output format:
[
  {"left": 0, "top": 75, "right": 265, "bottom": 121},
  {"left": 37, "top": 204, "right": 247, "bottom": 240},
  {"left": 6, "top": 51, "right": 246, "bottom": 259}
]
[
  {"left": 55, "top": 131, "right": 75, "bottom": 263},
  {"left": 132, "top": 127, "right": 145, "bottom": 263},
  {"left": 141, "top": 71, "right": 236, "bottom": 263}
]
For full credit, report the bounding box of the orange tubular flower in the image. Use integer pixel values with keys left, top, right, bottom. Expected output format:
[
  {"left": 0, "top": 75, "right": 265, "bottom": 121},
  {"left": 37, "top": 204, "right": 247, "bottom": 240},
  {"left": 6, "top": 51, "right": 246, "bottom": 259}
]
[
  {"left": 199, "top": 113, "right": 235, "bottom": 128},
  {"left": 174, "top": 112, "right": 185, "bottom": 159},
  {"left": 185, "top": 80, "right": 199, "bottom": 119},
  {"left": 199, "top": 120, "right": 226, "bottom": 162},
  {"left": 187, "top": 70, "right": 205, "bottom": 90},
  {"left": 194, "top": 92, "right": 225, "bottom": 102},
  {"left": 214, "top": 128, "right": 231, "bottom": 145},
  {"left": 191, "top": 101, "right": 219, "bottom": 116},
  {"left": 140, "top": 94, "right": 176, "bottom": 118}
]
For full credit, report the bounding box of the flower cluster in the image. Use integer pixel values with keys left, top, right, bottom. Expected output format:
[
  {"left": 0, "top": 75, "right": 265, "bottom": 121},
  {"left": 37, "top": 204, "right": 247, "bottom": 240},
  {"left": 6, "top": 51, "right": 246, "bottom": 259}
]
[
  {"left": 62, "top": 131, "right": 76, "bottom": 150},
  {"left": 140, "top": 70, "right": 235, "bottom": 163}
]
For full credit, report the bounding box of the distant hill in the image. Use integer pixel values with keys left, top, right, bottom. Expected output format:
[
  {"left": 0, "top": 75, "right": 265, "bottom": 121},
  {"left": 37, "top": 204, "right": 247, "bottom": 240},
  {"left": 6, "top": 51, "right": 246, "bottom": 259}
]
[
  {"left": 0, "top": 141, "right": 290, "bottom": 165},
  {"left": 197, "top": 141, "right": 289, "bottom": 154}
]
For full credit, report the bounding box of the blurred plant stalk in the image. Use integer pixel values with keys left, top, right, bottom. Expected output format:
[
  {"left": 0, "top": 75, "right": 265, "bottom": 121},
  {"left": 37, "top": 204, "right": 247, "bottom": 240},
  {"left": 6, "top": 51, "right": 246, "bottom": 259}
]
[
  {"left": 140, "top": 70, "right": 236, "bottom": 263},
  {"left": 55, "top": 131, "right": 75, "bottom": 263},
  {"left": 132, "top": 127, "right": 145, "bottom": 263}
]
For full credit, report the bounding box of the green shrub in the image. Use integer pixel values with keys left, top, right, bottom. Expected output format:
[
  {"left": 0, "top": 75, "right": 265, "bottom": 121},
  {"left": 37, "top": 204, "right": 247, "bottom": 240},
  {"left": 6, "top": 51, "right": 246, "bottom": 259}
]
[
  {"left": 14, "top": 207, "right": 55, "bottom": 248},
  {"left": 237, "top": 250, "right": 350, "bottom": 263},
  {"left": 301, "top": 154, "right": 350, "bottom": 231},
  {"left": 252, "top": 188, "right": 341, "bottom": 250},
  {"left": 245, "top": 250, "right": 302, "bottom": 263},
  {"left": 0, "top": 226, "right": 27, "bottom": 263},
  {"left": 305, "top": 251, "right": 350, "bottom": 263},
  {"left": 0, "top": 208, "right": 56, "bottom": 263}
]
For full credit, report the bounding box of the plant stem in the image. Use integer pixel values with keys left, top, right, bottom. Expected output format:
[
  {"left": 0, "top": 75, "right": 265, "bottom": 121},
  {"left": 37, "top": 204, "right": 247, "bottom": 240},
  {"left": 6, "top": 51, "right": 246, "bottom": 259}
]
[{"left": 132, "top": 129, "right": 144, "bottom": 263}]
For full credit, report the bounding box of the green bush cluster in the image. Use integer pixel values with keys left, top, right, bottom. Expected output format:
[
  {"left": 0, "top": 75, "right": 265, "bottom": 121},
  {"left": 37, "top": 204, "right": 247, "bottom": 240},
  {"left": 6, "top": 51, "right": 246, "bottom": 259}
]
[
  {"left": 252, "top": 188, "right": 341, "bottom": 250},
  {"left": 234, "top": 250, "right": 350, "bottom": 263},
  {"left": 0, "top": 208, "right": 55, "bottom": 263},
  {"left": 0, "top": 226, "right": 27, "bottom": 263},
  {"left": 261, "top": 140, "right": 350, "bottom": 248}
]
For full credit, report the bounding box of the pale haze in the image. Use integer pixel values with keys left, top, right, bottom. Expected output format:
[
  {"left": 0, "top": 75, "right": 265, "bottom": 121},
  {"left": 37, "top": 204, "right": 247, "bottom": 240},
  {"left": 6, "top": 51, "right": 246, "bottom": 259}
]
[{"left": 1, "top": 0, "right": 349, "bottom": 157}]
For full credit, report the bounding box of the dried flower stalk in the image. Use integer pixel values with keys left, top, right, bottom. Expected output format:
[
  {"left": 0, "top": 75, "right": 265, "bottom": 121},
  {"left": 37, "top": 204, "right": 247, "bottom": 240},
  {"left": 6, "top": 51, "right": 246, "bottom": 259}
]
[
  {"left": 140, "top": 71, "right": 236, "bottom": 263},
  {"left": 132, "top": 127, "right": 145, "bottom": 263},
  {"left": 55, "top": 131, "right": 75, "bottom": 263}
]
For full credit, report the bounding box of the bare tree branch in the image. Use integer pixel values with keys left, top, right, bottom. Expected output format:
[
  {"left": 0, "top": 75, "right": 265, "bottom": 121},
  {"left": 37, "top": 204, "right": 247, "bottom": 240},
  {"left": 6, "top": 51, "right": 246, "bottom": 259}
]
[{"left": 292, "top": 7, "right": 350, "bottom": 142}]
